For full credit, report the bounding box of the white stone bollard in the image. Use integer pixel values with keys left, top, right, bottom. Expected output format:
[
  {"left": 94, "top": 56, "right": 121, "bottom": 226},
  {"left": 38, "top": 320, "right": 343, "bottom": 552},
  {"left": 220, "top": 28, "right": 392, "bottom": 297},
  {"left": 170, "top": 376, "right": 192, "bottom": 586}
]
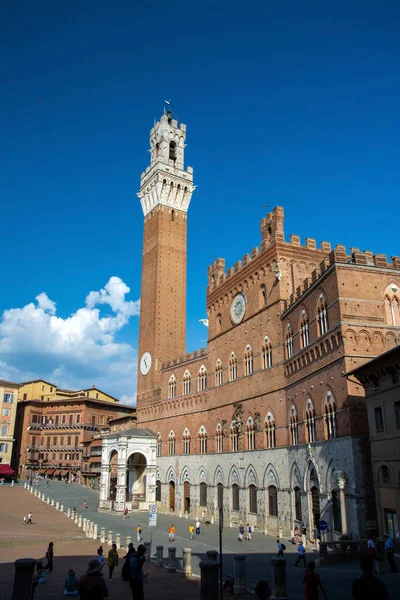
[
  {"left": 51, "top": 499, "right": 55, "bottom": 507},
  {"left": 233, "top": 554, "right": 247, "bottom": 594},
  {"left": 183, "top": 548, "right": 192, "bottom": 578},
  {"left": 93, "top": 523, "right": 98, "bottom": 540},
  {"left": 47, "top": 497, "right": 50, "bottom": 504},
  {"left": 11, "top": 480, "right": 14, "bottom": 487},
  {"left": 100, "top": 527, "right": 106, "bottom": 543},
  {"left": 24, "top": 483, "right": 27, "bottom": 489},
  {"left": 74, "top": 513, "right": 79, "bottom": 524},
  {"left": 56, "top": 501, "right": 59, "bottom": 510},
  {"left": 78, "top": 515, "right": 83, "bottom": 528},
  {"left": 271, "top": 558, "right": 287, "bottom": 599},
  {"left": 108, "top": 531, "right": 113, "bottom": 546},
  {"left": 126, "top": 536, "right": 132, "bottom": 552},
  {"left": 200, "top": 560, "right": 219, "bottom": 600},
  {"left": 115, "top": 533, "right": 121, "bottom": 549},
  {"left": 67, "top": 508, "right": 71, "bottom": 518}
]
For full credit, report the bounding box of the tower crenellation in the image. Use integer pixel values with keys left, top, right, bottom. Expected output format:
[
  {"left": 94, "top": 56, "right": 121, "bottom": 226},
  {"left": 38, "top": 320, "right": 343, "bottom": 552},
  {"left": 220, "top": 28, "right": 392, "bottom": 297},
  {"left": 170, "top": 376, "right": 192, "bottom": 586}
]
[{"left": 137, "top": 111, "right": 196, "bottom": 217}]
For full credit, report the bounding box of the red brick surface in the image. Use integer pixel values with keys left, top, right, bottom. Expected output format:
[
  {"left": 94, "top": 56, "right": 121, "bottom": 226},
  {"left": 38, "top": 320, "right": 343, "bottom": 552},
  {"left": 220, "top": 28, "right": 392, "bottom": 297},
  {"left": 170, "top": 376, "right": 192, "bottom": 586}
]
[{"left": 0, "top": 488, "right": 201, "bottom": 600}]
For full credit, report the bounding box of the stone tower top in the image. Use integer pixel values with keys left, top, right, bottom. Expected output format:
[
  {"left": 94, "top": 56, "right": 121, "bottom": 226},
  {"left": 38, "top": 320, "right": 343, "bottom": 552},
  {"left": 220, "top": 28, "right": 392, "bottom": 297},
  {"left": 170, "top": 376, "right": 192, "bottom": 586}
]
[{"left": 137, "top": 110, "right": 196, "bottom": 216}]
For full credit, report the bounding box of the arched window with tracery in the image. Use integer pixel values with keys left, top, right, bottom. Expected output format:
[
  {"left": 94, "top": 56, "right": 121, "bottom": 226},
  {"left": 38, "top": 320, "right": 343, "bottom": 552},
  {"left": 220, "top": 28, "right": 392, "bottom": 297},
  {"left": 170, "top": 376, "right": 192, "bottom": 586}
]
[
  {"left": 324, "top": 390, "right": 337, "bottom": 439},
  {"left": 384, "top": 284, "right": 400, "bottom": 326},
  {"left": 215, "top": 360, "right": 223, "bottom": 387},
  {"left": 231, "top": 420, "right": 239, "bottom": 452},
  {"left": 290, "top": 405, "right": 298, "bottom": 445},
  {"left": 262, "top": 336, "right": 272, "bottom": 369},
  {"left": 198, "top": 365, "right": 207, "bottom": 392},
  {"left": 199, "top": 426, "right": 207, "bottom": 454},
  {"left": 300, "top": 309, "right": 310, "bottom": 348},
  {"left": 265, "top": 412, "right": 276, "bottom": 448},
  {"left": 260, "top": 284, "right": 267, "bottom": 308},
  {"left": 286, "top": 323, "right": 294, "bottom": 358},
  {"left": 317, "top": 294, "right": 329, "bottom": 336},
  {"left": 156, "top": 433, "right": 162, "bottom": 457},
  {"left": 168, "top": 375, "right": 176, "bottom": 399},
  {"left": 247, "top": 417, "right": 255, "bottom": 450},
  {"left": 168, "top": 430, "right": 176, "bottom": 456},
  {"left": 229, "top": 352, "right": 237, "bottom": 381},
  {"left": 216, "top": 423, "right": 223, "bottom": 453},
  {"left": 183, "top": 428, "right": 191, "bottom": 455},
  {"left": 305, "top": 398, "right": 316, "bottom": 443},
  {"left": 245, "top": 345, "right": 253, "bottom": 376},
  {"left": 183, "top": 370, "right": 191, "bottom": 395}
]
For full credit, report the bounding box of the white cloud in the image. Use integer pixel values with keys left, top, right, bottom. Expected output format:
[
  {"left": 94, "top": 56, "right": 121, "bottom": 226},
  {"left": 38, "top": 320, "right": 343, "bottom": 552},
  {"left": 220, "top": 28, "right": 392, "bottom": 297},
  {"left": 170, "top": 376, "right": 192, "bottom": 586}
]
[{"left": 0, "top": 277, "right": 139, "bottom": 405}]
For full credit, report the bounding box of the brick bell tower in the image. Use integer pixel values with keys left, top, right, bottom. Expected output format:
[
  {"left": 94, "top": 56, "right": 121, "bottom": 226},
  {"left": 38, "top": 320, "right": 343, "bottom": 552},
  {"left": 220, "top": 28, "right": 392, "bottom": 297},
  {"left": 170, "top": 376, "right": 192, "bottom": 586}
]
[{"left": 136, "top": 109, "right": 195, "bottom": 403}]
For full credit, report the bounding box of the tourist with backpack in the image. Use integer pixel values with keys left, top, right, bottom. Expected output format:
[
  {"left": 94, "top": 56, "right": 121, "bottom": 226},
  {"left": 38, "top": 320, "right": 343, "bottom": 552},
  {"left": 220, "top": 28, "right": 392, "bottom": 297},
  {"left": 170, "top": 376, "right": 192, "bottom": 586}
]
[
  {"left": 238, "top": 524, "right": 244, "bottom": 542},
  {"left": 277, "top": 539, "right": 286, "bottom": 557},
  {"left": 246, "top": 524, "right": 253, "bottom": 541}
]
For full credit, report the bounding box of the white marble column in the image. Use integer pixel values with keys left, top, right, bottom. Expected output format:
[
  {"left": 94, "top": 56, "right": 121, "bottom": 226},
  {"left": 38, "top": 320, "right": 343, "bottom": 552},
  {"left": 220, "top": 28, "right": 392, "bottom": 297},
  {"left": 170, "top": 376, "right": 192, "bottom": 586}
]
[
  {"left": 99, "top": 465, "right": 110, "bottom": 508},
  {"left": 337, "top": 471, "right": 348, "bottom": 536}
]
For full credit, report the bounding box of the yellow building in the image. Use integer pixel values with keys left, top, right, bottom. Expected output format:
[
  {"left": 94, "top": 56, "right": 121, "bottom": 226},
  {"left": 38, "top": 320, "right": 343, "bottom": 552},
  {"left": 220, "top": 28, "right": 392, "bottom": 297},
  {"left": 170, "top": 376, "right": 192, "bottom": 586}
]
[
  {"left": 0, "top": 379, "right": 20, "bottom": 470},
  {"left": 18, "top": 380, "right": 118, "bottom": 404}
]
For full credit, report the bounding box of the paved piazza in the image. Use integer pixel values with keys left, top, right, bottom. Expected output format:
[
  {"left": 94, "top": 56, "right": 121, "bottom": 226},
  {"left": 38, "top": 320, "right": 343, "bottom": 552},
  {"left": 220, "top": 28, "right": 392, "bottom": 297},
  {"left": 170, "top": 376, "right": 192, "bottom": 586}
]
[{"left": 7, "top": 480, "right": 398, "bottom": 599}]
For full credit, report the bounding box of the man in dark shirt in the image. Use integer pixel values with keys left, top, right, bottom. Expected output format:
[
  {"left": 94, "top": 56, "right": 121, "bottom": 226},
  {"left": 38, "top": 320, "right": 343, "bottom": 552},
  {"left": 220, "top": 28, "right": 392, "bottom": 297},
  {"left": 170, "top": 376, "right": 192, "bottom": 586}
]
[{"left": 352, "top": 557, "right": 389, "bottom": 600}]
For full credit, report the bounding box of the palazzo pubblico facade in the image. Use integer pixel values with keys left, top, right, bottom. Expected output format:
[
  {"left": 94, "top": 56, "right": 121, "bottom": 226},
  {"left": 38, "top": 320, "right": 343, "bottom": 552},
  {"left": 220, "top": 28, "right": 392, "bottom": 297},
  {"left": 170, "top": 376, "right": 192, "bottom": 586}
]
[{"left": 100, "top": 110, "right": 400, "bottom": 540}]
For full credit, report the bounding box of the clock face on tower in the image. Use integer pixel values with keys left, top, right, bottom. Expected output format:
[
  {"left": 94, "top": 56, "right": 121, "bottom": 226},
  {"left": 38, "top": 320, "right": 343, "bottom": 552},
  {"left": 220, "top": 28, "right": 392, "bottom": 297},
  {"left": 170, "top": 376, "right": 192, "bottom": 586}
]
[
  {"left": 230, "top": 292, "right": 246, "bottom": 324},
  {"left": 140, "top": 352, "right": 152, "bottom": 376}
]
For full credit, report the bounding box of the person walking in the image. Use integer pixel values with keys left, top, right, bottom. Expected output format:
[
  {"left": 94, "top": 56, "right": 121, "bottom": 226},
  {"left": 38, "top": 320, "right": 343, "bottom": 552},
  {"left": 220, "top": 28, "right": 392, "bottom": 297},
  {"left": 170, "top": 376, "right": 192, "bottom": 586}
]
[
  {"left": 107, "top": 543, "right": 118, "bottom": 582},
  {"left": 238, "top": 524, "right": 244, "bottom": 542},
  {"left": 123, "top": 507, "right": 129, "bottom": 520},
  {"left": 294, "top": 526, "right": 300, "bottom": 545},
  {"left": 23, "top": 516, "right": 27, "bottom": 525},
  {"left": 136, "top": 525, "right": 142, "bottom": 543},
  {"left": 189, "top": 524, "right": 195, "bottom": 540},
  {"left": 195, "top": 520, "right": 201, "bottom": 535},
  {"left": 367, "top": 535, "right": 382, "bottom": 574},
  {"left": 26, "top": 512, "right": 33, "bottom": 525},
  {"left": 277, "top": 539, "right": 285, "bottom": 557},
  {"left": 384, "top": 533, "right": 398, "bottom": 573},
  {"left": 352, "top": 557, "right": 388, "bottom": 600},
  {"left": 78, "top": 559, "right": 109, "bottom": 599},
  {"left": 96, "top": 547, "right": 105, "bottom": 570},
  {"left": 168, "top": 524, "right": 175, "bottom": 542},
  {"left": 129, "top": 544, "right": 146, "bottom": 600},
  {"left": 246, "top": 524, "right": 253, "bottom": 542},
  {"left": 122, "top": 543, "right": 135, "bottom": 581},
  {"left": 45, "top": 542, "right": 54, "bottom": 573},
  {"left": 303, "top": 561, "right": 327, "bottom": 600},
  {"left": 295, "top": 541, "right": 306, "bottom": 568},
  {"left": 201, "top": 510, "right": 205, "bottom": 523},
  {"left": 83, "top": 500, "right": 88, "bottom": 510}
]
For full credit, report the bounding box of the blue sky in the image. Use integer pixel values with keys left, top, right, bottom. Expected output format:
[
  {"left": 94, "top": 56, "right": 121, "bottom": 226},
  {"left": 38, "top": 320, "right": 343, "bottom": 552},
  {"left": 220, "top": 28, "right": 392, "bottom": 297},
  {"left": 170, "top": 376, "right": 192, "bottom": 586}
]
[{"left": 1, "top": 1, "right": 399, "bottom": 403}]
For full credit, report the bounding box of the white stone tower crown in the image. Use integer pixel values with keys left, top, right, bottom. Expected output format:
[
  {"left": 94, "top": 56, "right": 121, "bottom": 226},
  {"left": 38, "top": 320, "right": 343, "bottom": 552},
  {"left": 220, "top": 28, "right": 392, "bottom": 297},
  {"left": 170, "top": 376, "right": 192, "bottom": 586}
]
[{"left": 137, "top": 110, "right": 196, "bottom": 216}]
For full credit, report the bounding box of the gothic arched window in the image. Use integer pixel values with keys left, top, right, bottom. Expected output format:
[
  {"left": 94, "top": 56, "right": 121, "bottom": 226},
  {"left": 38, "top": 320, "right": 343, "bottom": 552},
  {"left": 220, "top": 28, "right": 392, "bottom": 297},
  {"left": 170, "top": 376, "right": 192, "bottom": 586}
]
[
  {"left": 215, "top": 359, "right": 223, "bottom": 387},
  {"left": 183, "top": 428, "right": 191, "bottom": 455},
  {"left": 199, "top": 426, "right": 207, "bottom": 454},
  {"left": 168, "top": 430, "right": 176, "bottom": 456},
  {"left": 262, "top": 336, "right": 272, "bottom": 369},
  {"left": 245, "top": 345, "right": 254, "bottom": 376},
  {"left": 306, "top": 398, "right": 316, "bottom": 443},
  {"left": 198, "top": 366, "right": 207, "bottom": 392},
  {"left": 317, "top": 293, "right": 329, "bottom": 336},
  {"left": 286, "top": 323, "right": 294, "bottom": 359},
  {"left": 168, "top": 375, "right": 176, "bottom": 399},
  {"left": 246, "top": 417, "right": 255, "bottom": 450},
  {"left": 324, "top": 390, "right": 337, "bottom": 439},
  {"left": 265, "top": 412, "right": 276, "bottom": 448},
  {"left": 300, "top": 309, "right": 310, "bottom": 348},
  {"left": 231, "top": 420, "right": 239, "bottom": 452},
  {"left": 183, "top": 370, "right": 191, "bottom": 395}
]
